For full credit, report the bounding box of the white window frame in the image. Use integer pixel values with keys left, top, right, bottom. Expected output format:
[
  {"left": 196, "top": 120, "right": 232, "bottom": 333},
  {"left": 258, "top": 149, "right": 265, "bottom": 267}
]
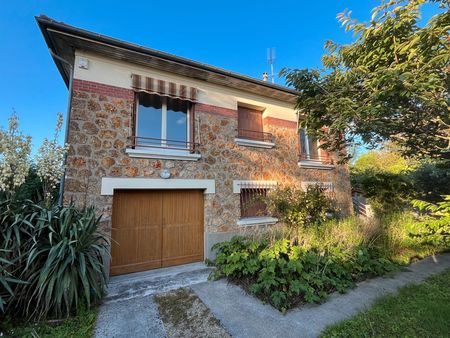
[
  {"left": 135, "top": 94, "right": 190, "bottom": 149},
  {"left": 299, "top": 127, "right": 321, "bottom": 161},
  {"left": 127, "top": 94, "right": 200, "bottom": 161}
]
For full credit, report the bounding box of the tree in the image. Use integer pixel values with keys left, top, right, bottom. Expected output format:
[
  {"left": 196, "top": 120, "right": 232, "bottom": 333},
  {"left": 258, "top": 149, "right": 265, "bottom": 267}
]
[
  {"left": 352, "top": 144, "right": 413, "bottom": 174},
  {"left": 282, "top": 0, "right": 449, "bottom": 162}
]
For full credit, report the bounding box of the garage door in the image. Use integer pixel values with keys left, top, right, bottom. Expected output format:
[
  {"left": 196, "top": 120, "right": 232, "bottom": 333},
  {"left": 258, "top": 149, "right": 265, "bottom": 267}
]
[{"left": 110, "top": 189, "right": 204, "bottom": 276}]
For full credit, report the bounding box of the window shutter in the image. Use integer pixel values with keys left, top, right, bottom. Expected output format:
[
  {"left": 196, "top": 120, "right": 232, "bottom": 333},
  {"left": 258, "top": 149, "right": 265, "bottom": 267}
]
[{"left": 237, "top": 107, "right": 263, "bottom": 140}]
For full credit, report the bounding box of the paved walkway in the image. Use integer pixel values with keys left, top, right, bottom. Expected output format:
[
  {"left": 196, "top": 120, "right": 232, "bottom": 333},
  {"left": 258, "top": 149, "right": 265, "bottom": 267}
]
[
  {"left": 94, "top": 263, "right": 211, "bottom": 337},
  {"left": 192, "top": 254, "right": 450, "bottom": 338}
]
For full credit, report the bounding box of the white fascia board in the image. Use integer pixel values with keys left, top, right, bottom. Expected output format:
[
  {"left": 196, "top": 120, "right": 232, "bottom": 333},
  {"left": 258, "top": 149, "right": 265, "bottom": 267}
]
[
  {"left": 125, "top": 148, "right": 201, "bottom": 161},
  {"left": 101, "top": 178, "right": 215, "bottom": 195},
  {"left": 234, "top": 138, "right": 275, "bottom": 149}
]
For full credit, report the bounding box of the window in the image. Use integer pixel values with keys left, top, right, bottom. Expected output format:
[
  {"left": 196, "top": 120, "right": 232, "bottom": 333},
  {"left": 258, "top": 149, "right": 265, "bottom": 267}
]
[
  {"left": 240, "top": 187, "right": 269, "bottom": 218},
  {"left": 237, "top": 106, "right": 265, "bottom": 141},
  {"left": 299, "top": 128, "right": 319, "bottom": 161},
  {"left": 135, "top": 92, "right": 189, "bottom": 149}
]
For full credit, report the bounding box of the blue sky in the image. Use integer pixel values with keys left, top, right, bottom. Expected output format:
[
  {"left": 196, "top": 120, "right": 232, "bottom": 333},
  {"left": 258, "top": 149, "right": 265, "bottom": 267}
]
[{"left": 0, "top": 1, "right": 436, "bottom": 152}]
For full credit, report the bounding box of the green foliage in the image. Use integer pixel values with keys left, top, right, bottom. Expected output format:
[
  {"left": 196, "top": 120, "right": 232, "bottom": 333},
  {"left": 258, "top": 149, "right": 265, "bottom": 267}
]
[
  {"left": 282, "top": 0, "right": 450, "bottom": 161},
  {"left": 1, "top": 305, "right": 97, "bottom": 338},
  {"left": 411, "top": 196, "right": 450, "bottom": 247},
  {"left": 0, "top": 197, "right": 109, "bottom": 319},
  {"left": 265, "top": 185, "right": 337, "bottom": 231},
  {"left": 212, "top": 233, "right": 397, "bottom": 312},
  {"left": 351, "top": 170, "right": 412, "bottom": 214},
  {"left": 321, "top": 269, "right": 450, "bottom": 337},
  {"left": 352, "top": 147, "right": 411, "bottom": 174},
  {"left": 409, "top": 161, "right": 450, "bottom": 201},
  {"left": 212, "top": 211, "right": 447, "bottom": 311}
]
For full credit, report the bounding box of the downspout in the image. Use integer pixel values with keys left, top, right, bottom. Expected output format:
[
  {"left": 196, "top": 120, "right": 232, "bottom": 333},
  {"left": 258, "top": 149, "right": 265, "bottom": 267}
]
[{"left": 49, "top": 48, "right": 74, "bottom": 207}]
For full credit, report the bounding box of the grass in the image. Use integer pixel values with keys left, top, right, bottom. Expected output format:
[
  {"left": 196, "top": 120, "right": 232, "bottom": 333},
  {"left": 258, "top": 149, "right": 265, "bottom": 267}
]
[
  {"left": 0, "top": 307, "right": 97, "bottom": 338},
  {"left": 321, "top": 268, "right": 450, "bottom": 338}
]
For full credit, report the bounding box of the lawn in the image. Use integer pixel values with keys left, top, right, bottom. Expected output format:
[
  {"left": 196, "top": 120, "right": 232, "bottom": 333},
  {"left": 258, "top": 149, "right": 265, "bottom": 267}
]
[
  {"left": 0, "top": 307, "right": 97, "bottom": 338},
  {"left": 321, "top": 269, "right": 450, "bottom": 338}
]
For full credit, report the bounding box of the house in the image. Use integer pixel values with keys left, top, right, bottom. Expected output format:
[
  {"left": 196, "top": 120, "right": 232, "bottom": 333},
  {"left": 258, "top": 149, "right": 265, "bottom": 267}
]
[{"left": 36, "top": 15, "right": 352, "bottom": 277}]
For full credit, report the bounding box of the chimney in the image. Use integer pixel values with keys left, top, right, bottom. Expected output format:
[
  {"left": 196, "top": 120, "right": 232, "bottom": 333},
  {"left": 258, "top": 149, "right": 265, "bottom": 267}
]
[{"left": 262, "top": 72, "right": 268, "bottom": 82}]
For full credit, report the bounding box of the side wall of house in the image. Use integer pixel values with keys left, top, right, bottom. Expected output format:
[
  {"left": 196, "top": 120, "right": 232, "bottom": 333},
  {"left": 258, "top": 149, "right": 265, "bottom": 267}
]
[{"left": 65, "top": 52, "right": 353, "bottom": 261}]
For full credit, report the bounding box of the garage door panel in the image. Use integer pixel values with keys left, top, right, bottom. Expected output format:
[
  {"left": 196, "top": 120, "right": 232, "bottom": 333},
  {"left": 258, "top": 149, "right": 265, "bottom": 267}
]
[
  {"left": 110, "top": 190, "right": 163, "bottom": 276},
  {"left": 162, "top": 190, "right": 204, "bottom": 267}
]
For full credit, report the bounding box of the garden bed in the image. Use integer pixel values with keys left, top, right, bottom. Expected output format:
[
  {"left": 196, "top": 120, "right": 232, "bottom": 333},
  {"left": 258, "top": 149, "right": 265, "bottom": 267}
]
[{"left": 211, "top": 212, "right": 446, "bottom": 312}]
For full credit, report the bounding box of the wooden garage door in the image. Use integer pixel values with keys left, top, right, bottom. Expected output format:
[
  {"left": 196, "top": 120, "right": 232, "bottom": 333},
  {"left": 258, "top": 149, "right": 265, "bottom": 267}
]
[{"left": 110, "top": 189, "right": 204, "bottom": 276}]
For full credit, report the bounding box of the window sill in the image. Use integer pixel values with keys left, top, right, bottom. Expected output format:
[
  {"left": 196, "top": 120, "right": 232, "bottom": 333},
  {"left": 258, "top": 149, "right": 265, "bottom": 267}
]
[
  {"left": 237, "top": 217, "right": 278, "bottom": 226},
  {"left": 125, "top": 148, "right": 201, "bottom": 161},
  {"left": 234, "top": 138, "right": 275, "bottom": 149},
  {"left": 298, "top": 160, "right": 335, "bottom": 170}
]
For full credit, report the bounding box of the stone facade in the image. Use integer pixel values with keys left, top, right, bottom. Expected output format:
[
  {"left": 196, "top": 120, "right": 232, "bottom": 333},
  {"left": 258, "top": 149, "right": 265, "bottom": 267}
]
[{"left": 65, "top": 79, "right": 353, "bottom": 256}]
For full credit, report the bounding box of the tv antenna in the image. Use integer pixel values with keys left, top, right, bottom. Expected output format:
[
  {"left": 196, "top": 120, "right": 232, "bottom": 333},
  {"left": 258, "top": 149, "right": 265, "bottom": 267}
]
[{"left": 267, "top": 47, "right": 276, "bottom": 84}]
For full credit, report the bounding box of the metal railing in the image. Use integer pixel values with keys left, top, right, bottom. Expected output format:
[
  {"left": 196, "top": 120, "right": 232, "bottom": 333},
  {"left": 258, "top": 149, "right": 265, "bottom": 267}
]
[
  {"left": 299, "top": 152, "right": 334, "bottom": 165},
  {"left": 237, "top": 129, "right": 274, "bottom": 143},
  {"left": 128, "top": 136, "right": 200, "bottom": 153}
]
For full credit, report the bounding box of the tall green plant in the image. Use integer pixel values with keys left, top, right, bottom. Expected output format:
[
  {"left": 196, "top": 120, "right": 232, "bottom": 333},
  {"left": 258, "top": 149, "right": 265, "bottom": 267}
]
[{"left": 15, "top": 204, "right": 109, "bottom": 319}]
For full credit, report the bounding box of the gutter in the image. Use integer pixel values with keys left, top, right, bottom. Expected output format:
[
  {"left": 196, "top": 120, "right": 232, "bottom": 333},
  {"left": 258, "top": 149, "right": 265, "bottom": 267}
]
[{"left": 49, "top": 48, "right": 73, "bottom": 206}]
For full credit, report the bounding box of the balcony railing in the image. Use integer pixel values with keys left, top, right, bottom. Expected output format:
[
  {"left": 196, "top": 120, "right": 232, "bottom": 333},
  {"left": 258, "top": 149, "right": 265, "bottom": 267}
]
[
  {"left": 299, "top": 152, "right": 334, "bottom": 165},
  {"left": 237, "top": 129, "right": 274, "bottom": 143},
  {"left": 128, "top": 136, "right": 200, "bottom": 153}
]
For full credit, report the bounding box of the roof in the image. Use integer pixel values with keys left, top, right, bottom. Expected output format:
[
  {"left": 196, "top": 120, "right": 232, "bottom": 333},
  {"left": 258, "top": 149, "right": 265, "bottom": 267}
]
[{"left": 36, "top": 15, "right": 298, "bottom": 103}]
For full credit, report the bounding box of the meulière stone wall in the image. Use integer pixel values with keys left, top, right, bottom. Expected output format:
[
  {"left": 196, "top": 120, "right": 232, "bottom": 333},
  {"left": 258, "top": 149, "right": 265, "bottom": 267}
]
[{"left": 65, "top": 79, "right": 353, "bottom": 238}]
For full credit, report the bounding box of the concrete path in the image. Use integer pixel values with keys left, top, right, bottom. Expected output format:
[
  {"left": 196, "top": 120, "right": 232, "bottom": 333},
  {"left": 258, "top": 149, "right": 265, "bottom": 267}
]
[
  {"left": 105, "top": 262, "right": 211, "bottom": 303},
  {"left": 192, "top": 253, "right": 450, "bottom": 338},
  {"left": 94, "top": 296, "right": 166, "bottom": 338},
  {"left": 94, "top": 262, "right": 211, "bottom": 337}
]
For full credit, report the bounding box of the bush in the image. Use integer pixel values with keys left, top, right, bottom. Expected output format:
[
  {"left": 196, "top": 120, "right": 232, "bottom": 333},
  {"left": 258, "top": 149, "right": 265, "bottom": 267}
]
[
  {"left": 351, "top": 170, "right": 412, "bottom": 214},
  {"left": 212, "top": 233, "right": 396, "bottom": 312},
  {"left": 265, "top": 185, "right": 337, "bottom": 232},
  {"left": 0, "top": 198, "right": 109, "bottom": 319}
]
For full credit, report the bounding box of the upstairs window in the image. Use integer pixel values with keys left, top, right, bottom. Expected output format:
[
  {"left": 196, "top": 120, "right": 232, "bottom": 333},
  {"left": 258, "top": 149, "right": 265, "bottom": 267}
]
[
  {"left": 135, "top": 92, "right": 189, "bottom": 149},
  {"left": 237, "top": 106, "right": 265, "bottom": 141},
  {"left": 299, "top": 128, "right": 320, "bottom": 161}
]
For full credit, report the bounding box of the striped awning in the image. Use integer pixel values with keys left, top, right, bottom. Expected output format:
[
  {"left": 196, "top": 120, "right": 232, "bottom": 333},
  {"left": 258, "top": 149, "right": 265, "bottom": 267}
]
[{"left": 131, "top": 74, "right": 198, "bottom": 102}]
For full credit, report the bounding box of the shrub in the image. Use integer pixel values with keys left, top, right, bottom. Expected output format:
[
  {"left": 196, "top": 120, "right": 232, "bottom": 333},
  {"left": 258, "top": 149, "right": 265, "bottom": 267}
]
[
  {"left": 265, "top": 185, "right": 336, "bottom": 232},
  {"left": 351, "top": 170, "right": 412, "bottom": 214},
  {"left": 0, "top": 199, "right": 109, "bottom": 319}
]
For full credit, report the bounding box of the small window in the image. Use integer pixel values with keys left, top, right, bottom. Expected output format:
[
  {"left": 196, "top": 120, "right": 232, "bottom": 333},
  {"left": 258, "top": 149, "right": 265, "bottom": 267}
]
[
  {"left": 240, "top": 188, "right": 269, "bottom": 218},
  {"left": 135, "top": 92, "right": 189, "bottom": 149},
  {"left": 299, "top": 128, "right": 319, "bottom": 161}
]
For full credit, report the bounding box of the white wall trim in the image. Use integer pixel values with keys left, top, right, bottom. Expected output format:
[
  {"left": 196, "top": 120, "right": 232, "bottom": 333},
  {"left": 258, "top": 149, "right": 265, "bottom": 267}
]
[
  {"left": 125, "top": 148, "right": 201, "bottom": 161},
  {"left": 232, "top": 180, "right": 278, "bottom": 193},
  {"left": 237, "top": 217, "right": 278, "bottom": 226},
  {"left": 101, "top": 178, "right": 215, "bottom": 195},
  {"left": 234, "top": 138, "right": 275, "bottom": 149},
  {"left": 298, "top": 160, "right": 335, "bottom": 170}
]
